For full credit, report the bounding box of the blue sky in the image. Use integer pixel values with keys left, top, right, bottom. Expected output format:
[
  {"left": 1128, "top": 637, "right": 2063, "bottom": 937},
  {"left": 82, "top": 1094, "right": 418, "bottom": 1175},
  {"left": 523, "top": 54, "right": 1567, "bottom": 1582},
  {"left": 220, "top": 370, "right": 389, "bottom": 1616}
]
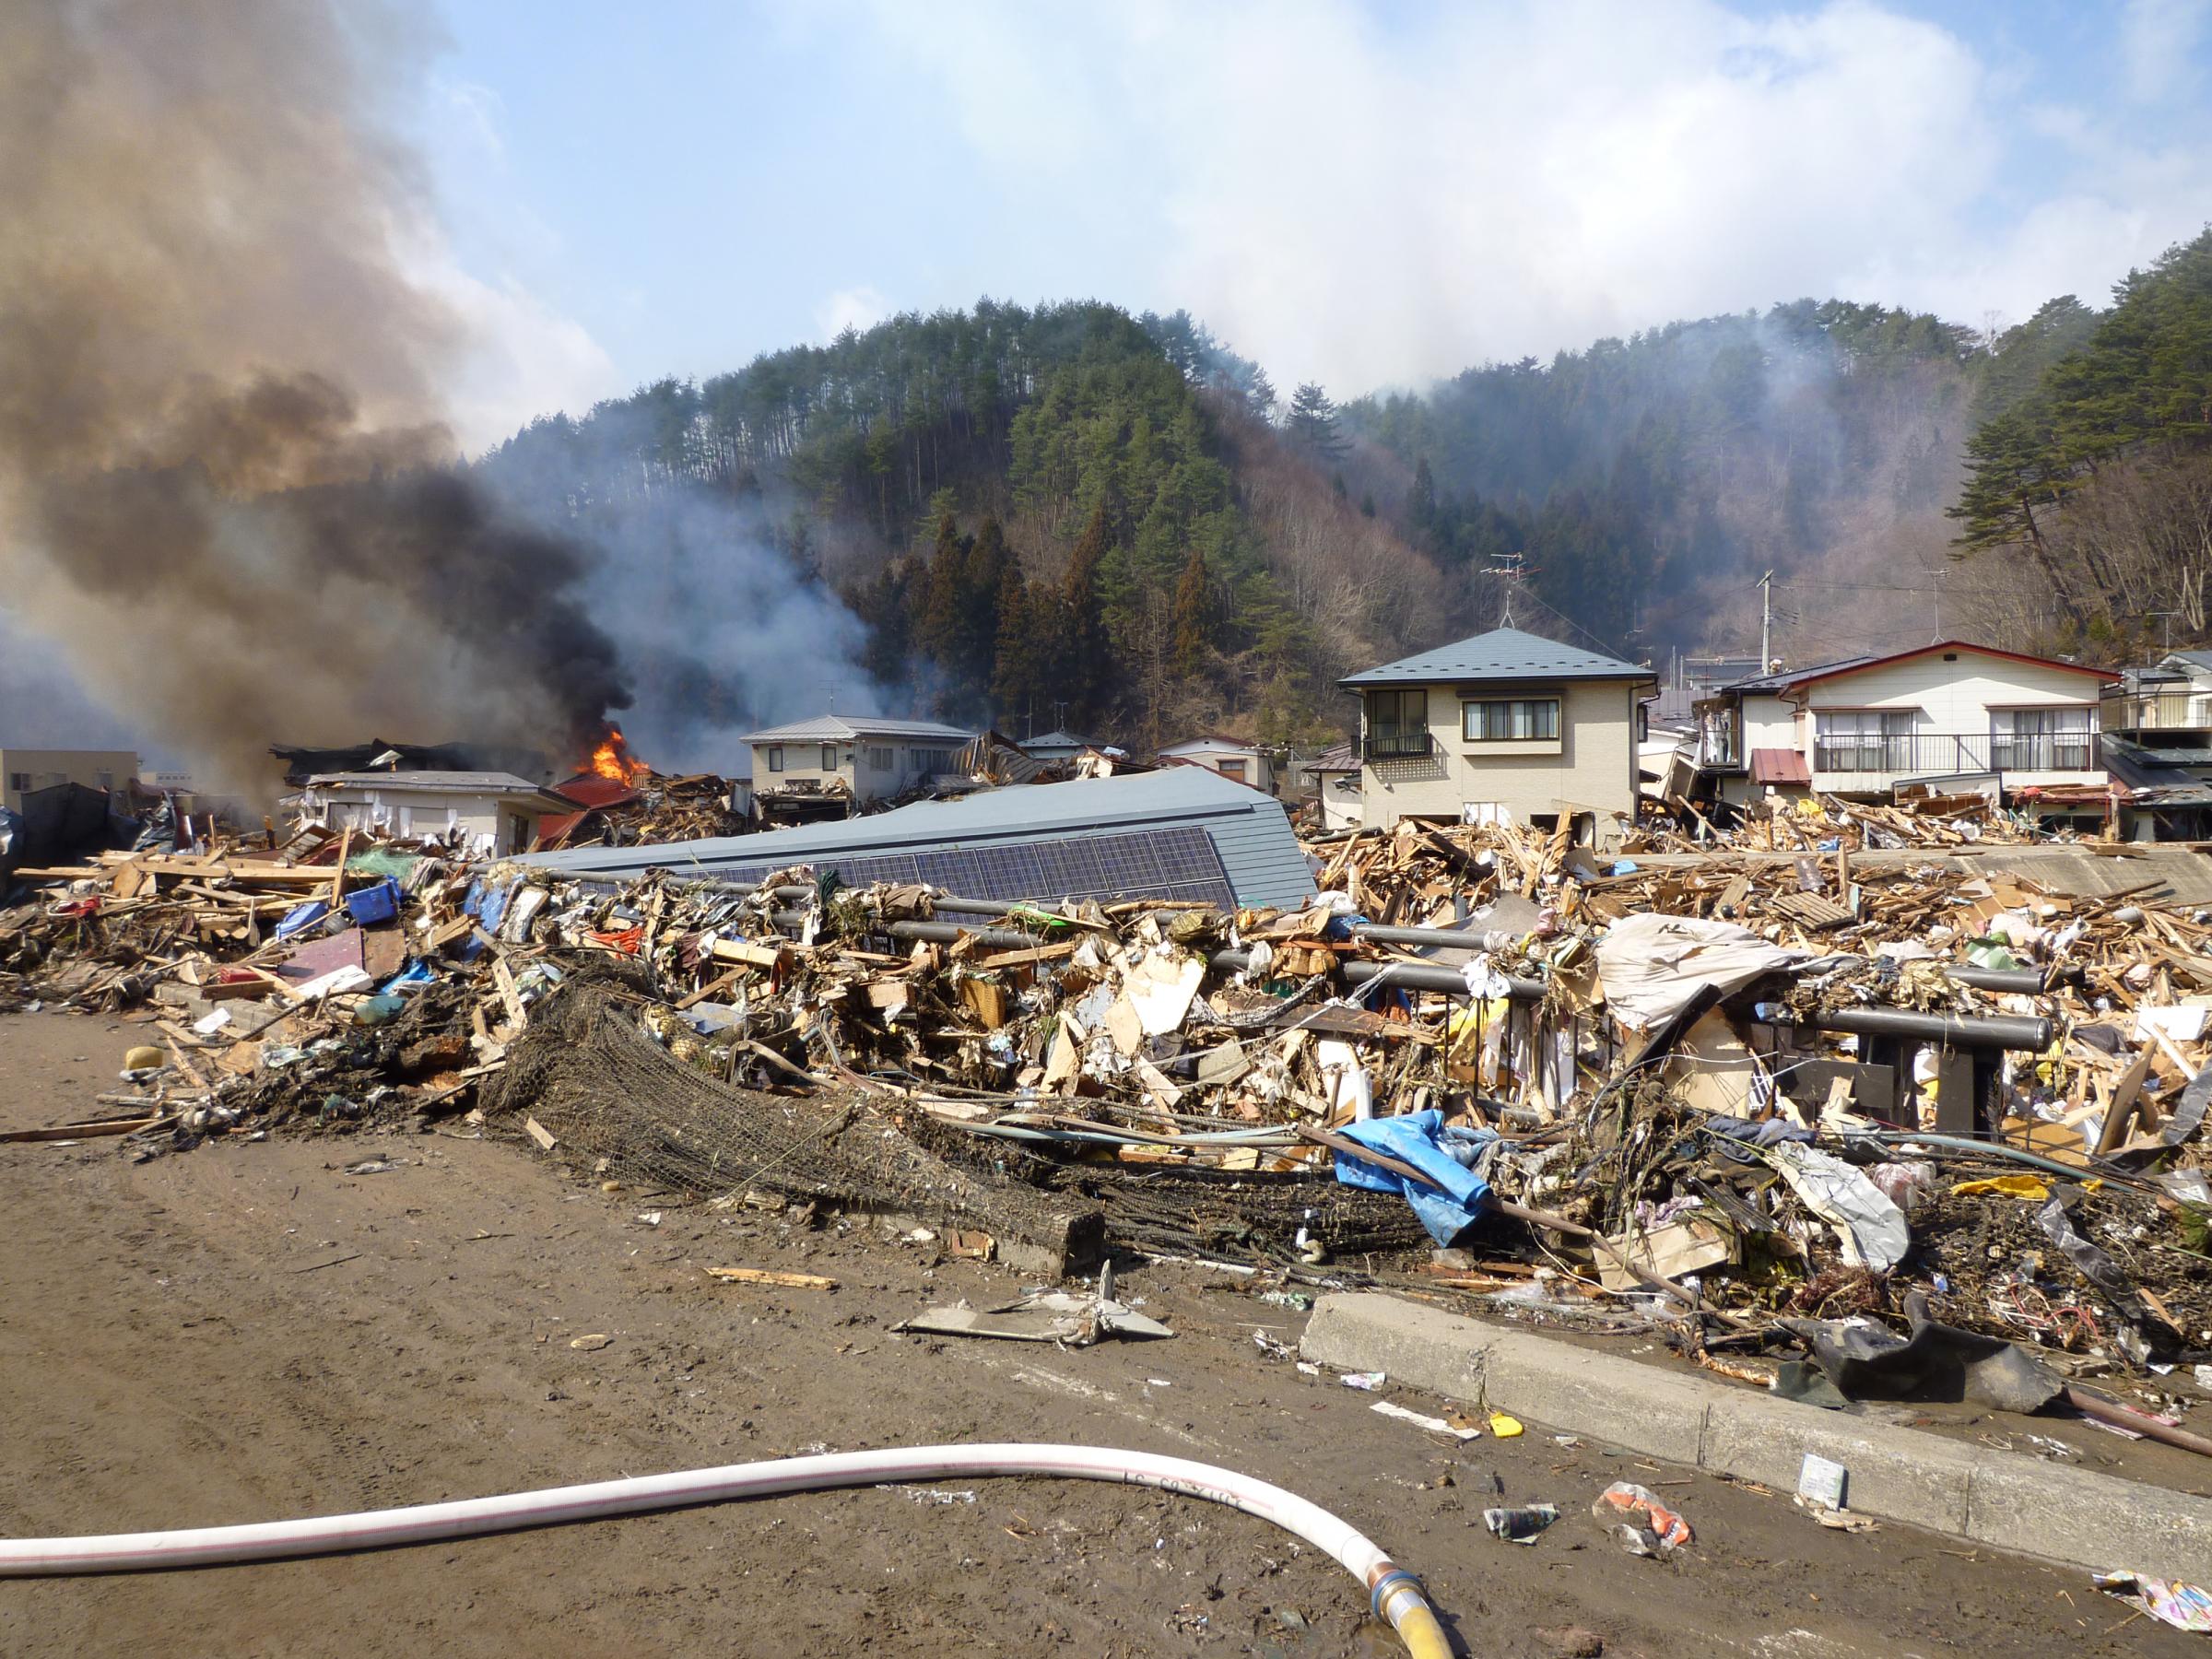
[{"left": 409, "top": 0, "right": 2212, "bottom": 447}]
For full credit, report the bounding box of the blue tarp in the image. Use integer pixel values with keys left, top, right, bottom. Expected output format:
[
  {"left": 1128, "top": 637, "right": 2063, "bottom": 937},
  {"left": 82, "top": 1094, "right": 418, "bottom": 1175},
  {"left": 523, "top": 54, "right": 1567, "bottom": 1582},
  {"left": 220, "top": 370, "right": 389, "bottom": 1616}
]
[{"left": 1331, "top": 1110, "right": 1498, "bottom": 1244}]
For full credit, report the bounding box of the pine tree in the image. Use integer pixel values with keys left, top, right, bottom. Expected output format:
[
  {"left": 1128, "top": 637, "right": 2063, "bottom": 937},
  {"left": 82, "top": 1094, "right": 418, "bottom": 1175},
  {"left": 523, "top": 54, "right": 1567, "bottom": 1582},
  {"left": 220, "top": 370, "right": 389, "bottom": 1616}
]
[
  {"left": 1170, "top": 545, "right": 1218, "bottom": 675},
  {"left": 961, "top": 515, "right": 1017, "bottom": 687},
  {"left": 1408, "top": 455, "right": 1438, "bottom": 547},
  {"left": 917, "top": 511, "right": 971, "bottom": 670},
  {"left": 990, "top": 564, "right": 1040, "bottom": 722},
  {"left": 1288, "top": 382, "right": 1347, "bottom": 455},
  {"left": 1062, "top": 501, "right": 1114, "bottom": 723}
]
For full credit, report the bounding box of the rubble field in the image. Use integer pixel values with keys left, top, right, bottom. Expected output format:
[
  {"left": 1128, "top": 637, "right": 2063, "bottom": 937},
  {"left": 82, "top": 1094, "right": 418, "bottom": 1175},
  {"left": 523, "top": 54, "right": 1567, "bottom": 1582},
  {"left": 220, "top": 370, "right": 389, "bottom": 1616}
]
[
  {"left": 6, "top": 792, "right": 2212, "bottom": 1641},
  {"left": 2, "top": 1010, "right": 2197, "bottom": 1659}
]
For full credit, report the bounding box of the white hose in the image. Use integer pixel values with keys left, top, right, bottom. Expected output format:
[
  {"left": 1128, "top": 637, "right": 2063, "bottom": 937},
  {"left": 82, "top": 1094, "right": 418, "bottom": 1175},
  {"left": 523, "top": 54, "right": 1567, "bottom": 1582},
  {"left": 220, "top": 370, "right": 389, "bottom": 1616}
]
[{"left": 0, "top": 1442, "right": 1451, "bottom": 1655}]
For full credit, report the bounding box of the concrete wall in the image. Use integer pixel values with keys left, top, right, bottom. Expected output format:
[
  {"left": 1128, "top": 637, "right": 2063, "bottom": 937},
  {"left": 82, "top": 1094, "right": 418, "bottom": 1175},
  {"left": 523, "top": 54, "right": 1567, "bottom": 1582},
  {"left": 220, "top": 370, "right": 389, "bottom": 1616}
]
[
  {"left": 0, "top": 748, "right": 141, "bottom": 815},
  {"left": 1356, "top": 678, "right": 1641, "bottom": 840}
]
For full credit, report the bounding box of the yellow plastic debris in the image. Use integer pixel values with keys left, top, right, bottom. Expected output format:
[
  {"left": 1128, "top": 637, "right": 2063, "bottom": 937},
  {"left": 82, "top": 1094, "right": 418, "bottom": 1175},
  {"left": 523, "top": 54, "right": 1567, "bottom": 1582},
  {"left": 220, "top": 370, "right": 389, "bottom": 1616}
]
[
  {"left": 1950, "top": 1175, "right": 2051, "bottom": 1200},
  {"left": 1488, "top": 1411, "right": 1524, "bottom": 1439}
]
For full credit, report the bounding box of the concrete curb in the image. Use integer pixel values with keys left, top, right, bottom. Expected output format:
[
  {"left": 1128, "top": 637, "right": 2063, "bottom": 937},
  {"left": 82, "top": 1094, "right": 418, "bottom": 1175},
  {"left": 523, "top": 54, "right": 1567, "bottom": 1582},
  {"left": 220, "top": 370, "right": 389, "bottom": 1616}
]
[{"left": 1302, "top": 1291, "right": 2212, "bottom": 1583}]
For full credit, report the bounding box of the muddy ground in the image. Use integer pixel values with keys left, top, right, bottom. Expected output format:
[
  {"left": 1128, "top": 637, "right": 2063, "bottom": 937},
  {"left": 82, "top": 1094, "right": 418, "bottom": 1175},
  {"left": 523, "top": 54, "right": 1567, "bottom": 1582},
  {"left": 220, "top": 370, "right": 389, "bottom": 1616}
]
[{"left": 0, "top": 1010, "right": 2194, "bottom": 1658}]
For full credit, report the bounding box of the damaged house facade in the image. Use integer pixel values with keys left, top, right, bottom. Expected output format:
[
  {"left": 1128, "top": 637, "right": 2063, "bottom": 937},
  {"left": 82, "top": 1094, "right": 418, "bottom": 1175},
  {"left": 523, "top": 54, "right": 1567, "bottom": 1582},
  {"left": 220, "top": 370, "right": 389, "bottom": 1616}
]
[
  {"left": 294, "top": 771, "right": 582, "bottom": 858},
  {"left": 1691, "top": 641, "right": 2115, "bottom": 819},
  {"left": 744, "top": 716, "right": 972, "bottom": 823},
  {"left": 1340, "top": 627, "right": 1654, "bottom": 842},
  {"left": 2, "top": 747, "right": 140, "bottom": 816}
]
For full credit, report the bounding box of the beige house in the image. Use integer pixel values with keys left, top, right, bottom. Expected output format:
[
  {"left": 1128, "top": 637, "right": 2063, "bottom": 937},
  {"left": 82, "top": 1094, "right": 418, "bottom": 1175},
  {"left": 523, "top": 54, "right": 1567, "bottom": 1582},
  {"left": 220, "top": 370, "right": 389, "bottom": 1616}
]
[
  {"left": 1692, "top": 641, "right": 2114, "bottom": 808},
  {"left": 1340, "top": 628, "right": 1654, "bottom": 841},
  {"left": 745, "top": 715, "right": 972, "bottom": 819},
  {"left": 1, "top": 747, "right": 140, "bottom": 815},
  {"left": 1157, "top": 735, "right": 1275, "bottom": 794},
  {"left": 294, "top": 771, "right": 581, "bottom": 858}
]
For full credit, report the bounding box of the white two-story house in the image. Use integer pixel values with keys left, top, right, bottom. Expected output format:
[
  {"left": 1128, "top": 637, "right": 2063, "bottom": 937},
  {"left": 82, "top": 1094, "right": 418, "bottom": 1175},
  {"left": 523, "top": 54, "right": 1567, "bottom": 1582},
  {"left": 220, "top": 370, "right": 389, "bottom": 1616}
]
[
  {"left": 1340, "top": 627, "right": 1655, "bottom": 842},
  {"left": 744, "top": 715, "right": 973, "bottom": 823},
  {"left": 1692, "top": 641, "right": 2114, "bottom": 809}
]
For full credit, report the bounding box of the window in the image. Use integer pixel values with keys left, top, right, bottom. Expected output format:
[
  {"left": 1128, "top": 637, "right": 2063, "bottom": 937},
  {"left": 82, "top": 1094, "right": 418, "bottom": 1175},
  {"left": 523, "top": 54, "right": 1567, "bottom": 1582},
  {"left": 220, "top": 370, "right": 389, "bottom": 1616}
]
[
  {"left": 820, "top": 744, "right": 838, "bottom": 771},
  {"left": 1364, "top": 689, "right": 1430, "bottom": 758},
  {"left": 765, "top": 745, "right": 784, "bottom": 773},
  {"left": 909, "top": 747, "right": 952, "bottom": 776},
  {"left": 1814, "top": 711, "right": 1913, "bottom": 772},
  {"left": 95, "top": 771, "right": 114, "bottom": 791},
  {"left": 1217, "top": 758, "right": 1248, "bottom": 782},
  {"left": 1993, "top": 707, "right": 2093, "bottom": 771},
  {"left": 1461, "top": 698, "right": 1559, "bottom": 742},
  {"left": 6, "top": 772, "right": 28, "bottom": 793},
  {"left": 866, "top": 747, "right": 893, "bottom": 771}
]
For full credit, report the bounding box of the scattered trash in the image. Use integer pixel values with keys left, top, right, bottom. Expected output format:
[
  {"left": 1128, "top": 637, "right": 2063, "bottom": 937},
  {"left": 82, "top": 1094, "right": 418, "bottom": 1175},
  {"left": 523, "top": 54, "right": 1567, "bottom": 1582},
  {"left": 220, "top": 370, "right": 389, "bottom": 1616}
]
[
  {"left": 1371, "top": 1400, "right": 1482, "bottom": 1441},
  {"left": 1483, "top": 1503, "right": 1559, "bottom": 1544},
  {"left": 895, "top": 1288, "right": 1172, "bottom": 1346},
  {"left": 569, "top": 1334, "right": 612, "bottom": 1351},
  {"left": 1590, "top": 1482, "right": 1691, "bottom": 1553},
  {"left": 2092, "top": 1571, "right": 2212, "bottom": 1632},
  {"left": 1338, "top": 1371, "right": 1387, "bottom": 1391},
  {"left": 1796, "top": 1454, "right": 1848, "bottom": 1511},
  {"left": 1488, "top": 1411, "right": 1524, "bottom": 1438}
]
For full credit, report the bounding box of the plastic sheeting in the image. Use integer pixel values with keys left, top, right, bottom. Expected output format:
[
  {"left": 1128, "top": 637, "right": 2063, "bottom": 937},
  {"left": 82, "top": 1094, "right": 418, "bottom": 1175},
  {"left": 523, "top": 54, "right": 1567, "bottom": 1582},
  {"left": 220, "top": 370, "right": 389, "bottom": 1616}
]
[
  {"left": 1759, "top": 1141, "right": 1909, "bottom": 1272},
  {"left": 1332, "top": 1109, "right": 1496, "bottom": 1244},
  {"left": 1594, "top": 912, "right": 1798, "bottom": 1032}
]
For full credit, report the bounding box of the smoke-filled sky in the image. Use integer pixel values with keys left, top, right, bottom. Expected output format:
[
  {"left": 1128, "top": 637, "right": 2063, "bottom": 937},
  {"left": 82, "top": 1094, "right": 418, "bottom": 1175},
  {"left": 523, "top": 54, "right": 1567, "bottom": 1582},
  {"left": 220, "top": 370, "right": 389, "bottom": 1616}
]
[
  {"left": 420, "top": 0, "right": 2212, "bottom": 440},
  {"left": 5, "top": 0, "right": 2209, "bottom": 761}
]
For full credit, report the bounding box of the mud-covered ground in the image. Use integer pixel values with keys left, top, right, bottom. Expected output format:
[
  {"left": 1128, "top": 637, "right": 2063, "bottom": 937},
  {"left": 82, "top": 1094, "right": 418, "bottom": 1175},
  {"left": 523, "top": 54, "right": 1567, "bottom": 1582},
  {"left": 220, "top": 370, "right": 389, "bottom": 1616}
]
[{"left": 0, "top": 1010, "right": 2193, "bottom": 1658}]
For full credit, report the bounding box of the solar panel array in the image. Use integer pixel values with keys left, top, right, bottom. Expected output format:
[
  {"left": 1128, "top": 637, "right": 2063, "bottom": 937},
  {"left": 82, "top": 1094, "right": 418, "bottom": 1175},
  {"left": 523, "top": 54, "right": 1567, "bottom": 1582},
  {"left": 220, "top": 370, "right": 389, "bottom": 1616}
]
[{"left": 718, "top": 823, "right": 1234, "bottom": 917}]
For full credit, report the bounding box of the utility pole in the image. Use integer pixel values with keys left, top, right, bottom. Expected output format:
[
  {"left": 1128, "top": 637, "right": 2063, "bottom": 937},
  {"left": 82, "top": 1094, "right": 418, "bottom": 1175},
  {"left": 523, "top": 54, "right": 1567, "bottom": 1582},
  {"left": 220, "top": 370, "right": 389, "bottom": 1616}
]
[
  {"left": 1759, "top": 571, "right": 1773, "bottom": 670},
  {"left": 2151, "top": 610, "right": 2183, "bottom": 654},
  {"left": 1931, "top": 566, "right": 1950, "bottom": 641}
]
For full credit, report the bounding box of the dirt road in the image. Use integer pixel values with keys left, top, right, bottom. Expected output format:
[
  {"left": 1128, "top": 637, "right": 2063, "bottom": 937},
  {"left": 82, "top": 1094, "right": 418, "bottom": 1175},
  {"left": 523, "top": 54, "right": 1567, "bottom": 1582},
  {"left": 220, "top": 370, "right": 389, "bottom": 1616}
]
[{"left": 0, "top": 1010, "right": 2188, "bottom": 1657}]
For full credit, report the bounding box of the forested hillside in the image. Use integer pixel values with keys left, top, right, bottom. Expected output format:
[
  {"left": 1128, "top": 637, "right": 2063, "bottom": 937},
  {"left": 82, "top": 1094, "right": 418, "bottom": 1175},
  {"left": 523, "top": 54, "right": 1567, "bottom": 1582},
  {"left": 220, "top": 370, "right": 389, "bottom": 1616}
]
[
  {"left": 477, "top": 301, "right": 1443, "bottom": 749},
  {"left": 1948, "top": 229, "right": 2212, "bottom": 658},
  {"left": 472, "top": 231, "right": 2212, "bottom": 761},
  {"left": 1342, "top": 301, "right": 1980, "bottom": 661}
]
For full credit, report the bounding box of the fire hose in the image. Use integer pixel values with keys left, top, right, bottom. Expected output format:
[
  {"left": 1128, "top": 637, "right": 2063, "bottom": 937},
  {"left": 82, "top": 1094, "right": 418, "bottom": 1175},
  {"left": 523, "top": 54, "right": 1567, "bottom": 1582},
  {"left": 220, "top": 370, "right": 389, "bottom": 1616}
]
[{"left": 0, "top": 1441, "right": 1452, "bottom": 1657}]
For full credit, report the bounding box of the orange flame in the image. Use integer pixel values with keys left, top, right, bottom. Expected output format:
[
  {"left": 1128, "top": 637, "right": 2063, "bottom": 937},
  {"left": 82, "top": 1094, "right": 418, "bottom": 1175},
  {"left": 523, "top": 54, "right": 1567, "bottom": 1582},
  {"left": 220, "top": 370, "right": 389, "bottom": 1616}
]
[{"left": 586, "top": 727, "right": 651, "bottom": 785}]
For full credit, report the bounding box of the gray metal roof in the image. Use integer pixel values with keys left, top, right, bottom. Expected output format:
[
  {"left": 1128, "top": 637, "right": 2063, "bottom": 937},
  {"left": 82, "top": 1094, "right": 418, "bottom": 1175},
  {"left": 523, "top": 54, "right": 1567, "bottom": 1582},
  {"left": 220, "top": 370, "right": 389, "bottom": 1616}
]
[
  {"left": 742, "top": 715, "right": 972, "bottom": 744},
  {"left": 1018, "top": 729, "right": 1099, "bottom": 754},
  {"left": 520, "top": 765, "right": 1317, "bottom": 911},
  {"left": 1720, "top": 653, "right": 1882, "bottom": 695},
  {"left": 1339, "top": 627, "right": 1650, "bottom": 688},
  {"left": 306, "top": 771, "right": 563, "bottom": 795}
]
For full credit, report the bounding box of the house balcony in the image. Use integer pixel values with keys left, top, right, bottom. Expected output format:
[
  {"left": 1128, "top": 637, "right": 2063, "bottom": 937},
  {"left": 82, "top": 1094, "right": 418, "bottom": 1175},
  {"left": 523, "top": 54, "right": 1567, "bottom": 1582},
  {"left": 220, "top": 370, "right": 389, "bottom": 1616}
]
[
  {"left": 1808, "top": 732, "right": 2103, "bottom": 794},
  {"left": 1362, "top": 732, "right": 1437, "bottom": 761},
  {"left": 2101, "top": 687, "right": 2212, "bottom": 735}
]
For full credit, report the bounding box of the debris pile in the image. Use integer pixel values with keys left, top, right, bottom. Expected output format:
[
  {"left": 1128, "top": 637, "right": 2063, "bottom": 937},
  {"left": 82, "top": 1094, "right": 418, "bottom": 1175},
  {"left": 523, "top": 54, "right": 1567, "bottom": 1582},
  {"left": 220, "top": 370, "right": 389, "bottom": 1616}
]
[{"left": 4, "top": 806, "right": 2211, "bottom": 1439}]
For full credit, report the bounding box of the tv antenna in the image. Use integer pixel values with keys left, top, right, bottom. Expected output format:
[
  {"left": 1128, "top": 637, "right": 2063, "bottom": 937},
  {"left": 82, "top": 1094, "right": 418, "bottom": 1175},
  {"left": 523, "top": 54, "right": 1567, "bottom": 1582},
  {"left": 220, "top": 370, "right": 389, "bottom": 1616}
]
[{"left": 1487, "top": 553, "right": 1535, "bottom": 628}]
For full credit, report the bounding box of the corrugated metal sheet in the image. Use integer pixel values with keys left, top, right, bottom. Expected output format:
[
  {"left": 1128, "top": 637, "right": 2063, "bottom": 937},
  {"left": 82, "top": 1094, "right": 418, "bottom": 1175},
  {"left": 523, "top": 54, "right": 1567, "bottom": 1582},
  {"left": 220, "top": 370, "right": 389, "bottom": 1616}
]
[{"left": 520, "top": 766, "right": 1317, "bottom": 911}]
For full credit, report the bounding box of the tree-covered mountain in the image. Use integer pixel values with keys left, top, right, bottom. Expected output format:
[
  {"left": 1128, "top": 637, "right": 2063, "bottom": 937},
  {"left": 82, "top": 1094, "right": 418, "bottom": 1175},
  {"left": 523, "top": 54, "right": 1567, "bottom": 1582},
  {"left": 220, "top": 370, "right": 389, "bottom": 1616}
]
[
  {"left": 1948, "top": 229, "right": 2212, "bottom": 654},
  {"left": 471, "top": 233, "right": 2212, "bottom": 762},
  {"left": 1341, "top": 300, "right": 1980, "bottom": 657},
  {"left": 477, "top": 300, "right": 1451, "bottom": 749}
]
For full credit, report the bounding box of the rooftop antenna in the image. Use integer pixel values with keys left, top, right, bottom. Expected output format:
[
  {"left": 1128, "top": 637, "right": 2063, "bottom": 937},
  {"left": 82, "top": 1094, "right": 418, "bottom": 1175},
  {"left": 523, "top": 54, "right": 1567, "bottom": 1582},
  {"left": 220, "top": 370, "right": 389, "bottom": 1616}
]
[
  {"left": 1758, "top": 571, "right": 1774, "bottom": 671},
  {"left": 1487, "top": 552, "right": 1533, "bottom": 629}
]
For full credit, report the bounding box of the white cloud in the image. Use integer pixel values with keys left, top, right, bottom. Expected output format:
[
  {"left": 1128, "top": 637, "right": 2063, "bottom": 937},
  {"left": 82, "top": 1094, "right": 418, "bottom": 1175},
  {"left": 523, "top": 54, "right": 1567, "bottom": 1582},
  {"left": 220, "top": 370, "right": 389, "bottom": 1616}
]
[
  {"left": 871, "top": 0, "right": 2212, "bottom": 394},
  {"left": 2121, "top": 0, "right": 2210, "bottom": 103},
  {"left": 817, "top": 285, "right": 893, "bottom": 340}
]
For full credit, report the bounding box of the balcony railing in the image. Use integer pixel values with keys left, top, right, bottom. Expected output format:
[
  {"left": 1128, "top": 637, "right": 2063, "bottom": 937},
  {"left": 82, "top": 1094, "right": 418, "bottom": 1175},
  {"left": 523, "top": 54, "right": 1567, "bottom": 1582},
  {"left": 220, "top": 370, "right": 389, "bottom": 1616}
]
[
  {"left": 1811, "top": 733, "right": 2100, "bottom": 776},
  {"left": 1697, "top": 735, "right": 1743, "bottom": 768},
  {"left": 1363, "top": 732, "right": 1436, "bottom": 761},
  {"left": 2100, "top": 688, "right": 2212, "bottom": 733}
]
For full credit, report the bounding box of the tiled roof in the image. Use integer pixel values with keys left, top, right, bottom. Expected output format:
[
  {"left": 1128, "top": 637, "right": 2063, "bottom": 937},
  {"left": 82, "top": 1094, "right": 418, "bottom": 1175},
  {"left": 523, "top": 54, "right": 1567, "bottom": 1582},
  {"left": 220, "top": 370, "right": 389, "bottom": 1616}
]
[{"left": 1339, "top": 627, "right": 1650, "bottom": 688}]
